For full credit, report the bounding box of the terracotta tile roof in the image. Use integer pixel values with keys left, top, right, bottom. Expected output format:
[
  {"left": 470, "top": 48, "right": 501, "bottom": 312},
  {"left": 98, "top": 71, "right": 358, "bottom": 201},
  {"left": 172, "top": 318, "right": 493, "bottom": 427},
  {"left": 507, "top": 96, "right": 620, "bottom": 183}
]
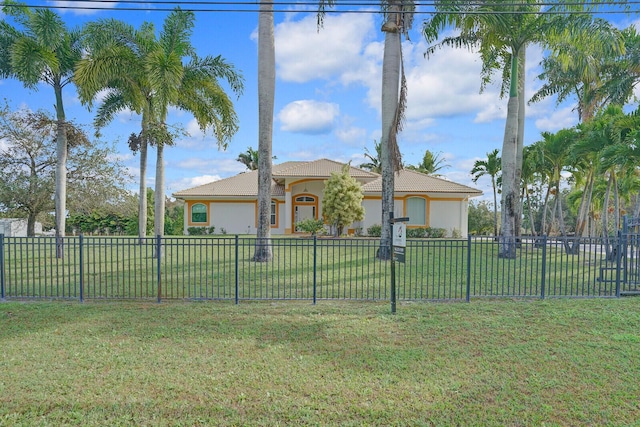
[
  {"left": 361, "top": 169, "right": 482, "bottom": 195},
  {"left": 273, "top": 158, "right": 379, "bottom": 179},
  {"left": 173, "top": 170, "right": 284, "bottom": 198},
  {"left": 173, "top": 161, "right": 481, "bottom": 198}
]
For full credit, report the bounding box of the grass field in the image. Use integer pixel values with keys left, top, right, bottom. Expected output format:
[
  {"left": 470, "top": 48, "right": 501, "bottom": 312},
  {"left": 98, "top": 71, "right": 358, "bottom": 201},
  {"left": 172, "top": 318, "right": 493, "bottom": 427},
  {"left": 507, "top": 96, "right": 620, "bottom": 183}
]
[{"left": 1, "top": 299, "right": 639, "bottom": 425}]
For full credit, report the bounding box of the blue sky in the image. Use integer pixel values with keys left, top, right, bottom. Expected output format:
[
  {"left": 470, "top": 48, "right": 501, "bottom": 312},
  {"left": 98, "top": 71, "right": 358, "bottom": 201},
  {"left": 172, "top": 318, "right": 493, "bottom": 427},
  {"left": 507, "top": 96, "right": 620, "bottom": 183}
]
[{"left": 1, "top": 1, "right": 638, "bottom": 203}]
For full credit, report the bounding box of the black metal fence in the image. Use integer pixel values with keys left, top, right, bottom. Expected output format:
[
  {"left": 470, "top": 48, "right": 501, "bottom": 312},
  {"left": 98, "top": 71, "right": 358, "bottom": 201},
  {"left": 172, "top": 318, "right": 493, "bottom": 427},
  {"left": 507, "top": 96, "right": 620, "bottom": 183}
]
[{"left": 1, "top": 234, "right": 637, "bottom": 303}]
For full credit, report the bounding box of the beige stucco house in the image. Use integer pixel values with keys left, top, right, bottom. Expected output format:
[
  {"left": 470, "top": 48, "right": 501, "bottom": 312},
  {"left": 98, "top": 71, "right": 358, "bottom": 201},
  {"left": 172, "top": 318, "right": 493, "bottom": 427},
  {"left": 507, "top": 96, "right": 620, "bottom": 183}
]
[{"left": 173, "top": 158, "right": 482, "bottom": 237}]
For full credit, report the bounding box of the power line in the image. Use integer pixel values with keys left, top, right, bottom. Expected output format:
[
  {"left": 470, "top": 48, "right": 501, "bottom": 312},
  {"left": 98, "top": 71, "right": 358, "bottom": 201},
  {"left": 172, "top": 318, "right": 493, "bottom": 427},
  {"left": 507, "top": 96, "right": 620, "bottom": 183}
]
[{"left": 3, "top": 0, "right": 638, "bottom": 14}]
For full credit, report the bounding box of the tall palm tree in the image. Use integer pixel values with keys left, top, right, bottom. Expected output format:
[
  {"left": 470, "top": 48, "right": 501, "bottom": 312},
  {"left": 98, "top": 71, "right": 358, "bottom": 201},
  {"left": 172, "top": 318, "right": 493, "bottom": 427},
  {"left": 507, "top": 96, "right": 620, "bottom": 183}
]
[
  {"left": 319, "top": 0, "right": 411, "bottom": 259},
  {"left": 254, "top": 0, "right": 275, "bottom": 262},
  {"left": 471, "top": 149, "right": 501, "bottom": 237},
  {"left": 76, "top": 10, "right": 243, "bottom": 249},
  {"left": 76, "top": 18, "right": 156, "bottom": 243},
  {"left": 532, "top": 24, "right": 634, "bottom": 124},
  {"left": 0, "top": 1, "right": 83, "bottom": 257}
]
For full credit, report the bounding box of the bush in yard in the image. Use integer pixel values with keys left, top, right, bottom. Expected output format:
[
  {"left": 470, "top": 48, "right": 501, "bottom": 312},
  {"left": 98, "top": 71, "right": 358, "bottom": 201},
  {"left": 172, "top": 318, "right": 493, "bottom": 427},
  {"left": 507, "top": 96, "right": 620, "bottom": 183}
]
[
  {"left": 322, "top": 163, "right": 365, "bottom": 237},
  {"left": 407, "top": 227, "right": 426, "bottom": 238},
  {"left": 427, "top": 227, "right": 447, "bottom": 238},
  {"left": 367, "top": 224, "right": 382, "bottom": 237},
  {"left": 296, "top": 218, "right": 325, "bottom": 235},
  {"left": 187, "top": 226, "right": 215, "bottom": 235}
]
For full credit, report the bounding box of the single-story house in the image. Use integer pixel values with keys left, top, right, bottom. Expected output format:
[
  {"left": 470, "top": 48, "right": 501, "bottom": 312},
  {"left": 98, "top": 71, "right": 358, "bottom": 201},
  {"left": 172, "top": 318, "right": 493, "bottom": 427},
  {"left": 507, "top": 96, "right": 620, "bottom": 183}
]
[{"left": 173, "top": 158, "right": 482, "bottom": 237}]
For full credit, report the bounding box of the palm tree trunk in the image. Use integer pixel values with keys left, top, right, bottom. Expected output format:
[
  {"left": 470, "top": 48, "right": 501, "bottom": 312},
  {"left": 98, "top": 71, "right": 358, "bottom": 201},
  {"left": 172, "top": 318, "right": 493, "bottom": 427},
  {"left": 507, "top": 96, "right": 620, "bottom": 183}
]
[
  {"left": 138, "top": 112, "right": 149, "bottom": 245},
  {"left": 540, "top": 183, "right": 551, "bottom": 235},
  {"left": 492, "top": 178, "right": 498, "bottom": 237},
  {"left": 253, "top": 1, "right": 275, "bottom": 262},
  {"left": 499, "top": 54, "right": 519, "bottom": 258},
  {"left": 603, "top": 174, "right": 612, "bottom": 260},
  {"left": 54, "top": 82, "right": 67, "bottom": 258},
  {"left": 515, "top": 46, "right": 526, "bottom": 239},
  {"left": 138, "top": 140, "right": 148, "bottom": 243},
  {"left": 378, "top": 9, "right": 402, "bottom": 260},
  {"left": 153, "top": 142, "right": 165, "bottom": 258},
  {"left": 526, "top": 190, "right": 537, "bottom": 237},
  {"left": 613, "top": 172, "right": 620, "bottom": 232}
]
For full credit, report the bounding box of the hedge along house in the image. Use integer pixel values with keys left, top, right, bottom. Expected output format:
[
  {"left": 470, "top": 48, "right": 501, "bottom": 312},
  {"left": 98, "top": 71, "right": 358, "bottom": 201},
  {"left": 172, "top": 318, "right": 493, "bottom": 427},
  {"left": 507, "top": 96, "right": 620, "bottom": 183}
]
[{"left": 172, "top": 158, "right": 482, "bottom": 236}]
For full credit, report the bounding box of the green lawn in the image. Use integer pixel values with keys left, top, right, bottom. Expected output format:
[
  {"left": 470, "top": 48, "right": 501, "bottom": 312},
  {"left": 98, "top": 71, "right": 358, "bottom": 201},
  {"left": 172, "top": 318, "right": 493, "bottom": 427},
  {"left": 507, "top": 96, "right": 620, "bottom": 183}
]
[{"left": 1, "top": 299, "right": 639, "bottom": 425}]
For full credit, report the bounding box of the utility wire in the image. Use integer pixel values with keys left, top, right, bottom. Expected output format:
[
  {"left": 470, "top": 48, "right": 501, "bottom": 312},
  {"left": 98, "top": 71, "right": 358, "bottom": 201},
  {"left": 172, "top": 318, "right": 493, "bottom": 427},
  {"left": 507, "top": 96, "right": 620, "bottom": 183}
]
[{"left": 2, "top": 0, "right": 638, "bottom": 14}]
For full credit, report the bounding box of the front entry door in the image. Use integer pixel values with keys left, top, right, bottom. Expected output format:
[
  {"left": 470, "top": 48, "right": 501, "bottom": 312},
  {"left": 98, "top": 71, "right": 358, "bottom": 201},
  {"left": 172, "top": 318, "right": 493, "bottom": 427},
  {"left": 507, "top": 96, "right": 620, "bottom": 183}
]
[{"left": 295, "top": 205, "right": 316, "bottom": 231}]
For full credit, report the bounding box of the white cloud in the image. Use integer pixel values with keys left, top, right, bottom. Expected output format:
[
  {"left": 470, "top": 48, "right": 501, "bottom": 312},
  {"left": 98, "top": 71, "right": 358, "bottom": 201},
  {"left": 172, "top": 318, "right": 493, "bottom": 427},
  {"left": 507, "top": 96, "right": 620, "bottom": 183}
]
[
  {"left": 51, "top": 1, "right": 117, "bottom": 15},
  {"left": 534, "top": 107, "right": 579, "bottom": 132},
  {"left": 275, "top": 12, "right": 376, "bottom": 84},
  {"left": 184, "top": 118, "right": 206, "bottom": 139},
  {"left": 169, "top": 175, "right": 221, "bottom": 194},
  {"left": 175, "top": 158, "right": 244, "bottom": 176},
  {"left": 401, "top": 40, "right": 503, "bottom": 124},
  {"left": 278, "top": 100, "right": 339, "bottom": 134},
  {"left": 334, "top": 115, "right": 367, "bottom": 145}
]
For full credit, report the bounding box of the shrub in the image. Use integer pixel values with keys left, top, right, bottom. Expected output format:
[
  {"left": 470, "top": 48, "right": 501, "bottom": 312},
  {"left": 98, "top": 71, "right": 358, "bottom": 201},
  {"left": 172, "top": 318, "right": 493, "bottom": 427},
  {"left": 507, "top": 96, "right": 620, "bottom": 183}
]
[
  {"left": 404, "top": 227, "right": 448, "bottom": 238},
  {"left": 187, "top": 226, "right": 215, "bottom": 236},
  {"left": 427, "top": 227, "right": 447, "bottom": 238},
  {"left": 407, "top": 228, "right": 426, "bottom": 238},
  {"left": 367, "top": 224, "right": 382, "bottom": 237},
  {"left": 296, "top": 218, "right": 325, "bottom": 236}
]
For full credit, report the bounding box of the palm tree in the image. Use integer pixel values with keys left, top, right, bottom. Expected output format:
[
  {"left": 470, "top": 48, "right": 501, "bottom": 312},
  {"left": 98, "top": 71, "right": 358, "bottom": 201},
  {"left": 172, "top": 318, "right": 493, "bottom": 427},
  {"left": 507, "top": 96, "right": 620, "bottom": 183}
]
[
  {"left": 76, "top": 10, "right": 244, "bottom": 250},
  {"left": 76, "top": 18, "right": 157, "bottom": 243},
  {"left": 254, "top": 0, "right": 275, "bottom": 262},
  {"left": 408, "top": 150, "right": 449, "bottom": 176},
  {"left": 471, "top": 149, "right": 501, "bottom": 237},
  {"left": 319, "top": 1, "right": 411, "bottom": 259},
  {"left": 0, "top": 2, "right": 84, "bottom": 256},
  {"left": 237, "top": 147, "right": 260, "bottom": 171},
  {"left": 359, "top": 140, "right": 382, "bottom": 174},
  {"left": 532, "top": 24, "right": 634, "bottom": 124}
]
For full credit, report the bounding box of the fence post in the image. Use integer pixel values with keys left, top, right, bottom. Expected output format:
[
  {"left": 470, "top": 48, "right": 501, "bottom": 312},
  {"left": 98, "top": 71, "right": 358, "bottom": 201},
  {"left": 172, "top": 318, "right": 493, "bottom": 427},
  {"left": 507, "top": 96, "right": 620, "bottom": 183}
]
[
  {"left": 156, "top": 235, "right": 162, "bottom": 303},
  {"left": 466, "top": 235, "right": 472, "bottom": 302},
  {"left": 79, "top": 234, "right": 84, "bottom": 303},
  {"left": 313, "top": 235, "right": 317, "bottom": 305},
  {"left": 615, "top": 231, "right": 622, "bottom": 298},
  {"left": 540, "top": 235, "right": 547, "bottom": 300},
  {"left": 0, "top": 234, "right": 5, "bottom": 300},
  {"left": 235, "top": 235, "right": 239, "bottom": 304}
]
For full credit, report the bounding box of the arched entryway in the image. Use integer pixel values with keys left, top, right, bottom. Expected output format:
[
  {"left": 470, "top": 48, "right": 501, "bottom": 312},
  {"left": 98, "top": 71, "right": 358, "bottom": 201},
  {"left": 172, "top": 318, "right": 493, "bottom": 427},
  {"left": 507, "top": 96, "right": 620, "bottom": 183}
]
[{"left": 293, "top": 194, "right": 317, "bottom": 232}]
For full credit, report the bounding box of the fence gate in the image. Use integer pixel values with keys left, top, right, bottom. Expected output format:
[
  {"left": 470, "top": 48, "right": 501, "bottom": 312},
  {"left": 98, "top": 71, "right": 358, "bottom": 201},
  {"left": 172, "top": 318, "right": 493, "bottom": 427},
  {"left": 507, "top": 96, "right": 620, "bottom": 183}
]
[{"left": 622, "top": 215, "right": 640, "bottom": 295}]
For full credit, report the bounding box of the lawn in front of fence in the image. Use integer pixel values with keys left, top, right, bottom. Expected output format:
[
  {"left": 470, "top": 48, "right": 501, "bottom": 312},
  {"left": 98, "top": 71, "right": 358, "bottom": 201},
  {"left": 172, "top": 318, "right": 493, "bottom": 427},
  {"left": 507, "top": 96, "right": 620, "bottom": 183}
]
[
  {"left": 0, "top": 299, "right": 638, "bottom": 425},
  {"left": 0, "top": 235, "right": 624, "bottom": 301}
]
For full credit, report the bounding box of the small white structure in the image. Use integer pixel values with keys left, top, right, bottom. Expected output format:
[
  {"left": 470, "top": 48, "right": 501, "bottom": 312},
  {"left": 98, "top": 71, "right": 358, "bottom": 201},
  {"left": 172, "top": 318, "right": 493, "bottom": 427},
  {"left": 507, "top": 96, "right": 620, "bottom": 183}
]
[
  {"left": 0, "top": 218, "right": 42, "bottom": 237},
  {"left": 173, "top": 159, "right": 482, "bottom": 237}
]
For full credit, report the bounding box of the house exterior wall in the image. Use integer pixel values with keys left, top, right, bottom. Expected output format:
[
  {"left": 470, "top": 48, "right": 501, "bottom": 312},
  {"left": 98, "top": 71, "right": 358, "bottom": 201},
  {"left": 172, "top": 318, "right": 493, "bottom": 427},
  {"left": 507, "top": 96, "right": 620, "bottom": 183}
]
[
  {"left": 184, "top": 200, "right": 286, "bottom": 235},
  {"left": 430, "top": 199, "right": 467, "bottom": 237}
]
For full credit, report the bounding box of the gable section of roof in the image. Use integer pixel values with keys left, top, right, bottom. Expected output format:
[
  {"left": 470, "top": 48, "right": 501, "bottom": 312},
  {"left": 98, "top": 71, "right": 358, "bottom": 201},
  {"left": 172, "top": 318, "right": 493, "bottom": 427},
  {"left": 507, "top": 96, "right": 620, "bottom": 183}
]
[
  {"left": 362, "top": 169, "right": 482, "bottom": 195},
  {"left": 273, "top": 158, "right": 379, "bottom": 179}
]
